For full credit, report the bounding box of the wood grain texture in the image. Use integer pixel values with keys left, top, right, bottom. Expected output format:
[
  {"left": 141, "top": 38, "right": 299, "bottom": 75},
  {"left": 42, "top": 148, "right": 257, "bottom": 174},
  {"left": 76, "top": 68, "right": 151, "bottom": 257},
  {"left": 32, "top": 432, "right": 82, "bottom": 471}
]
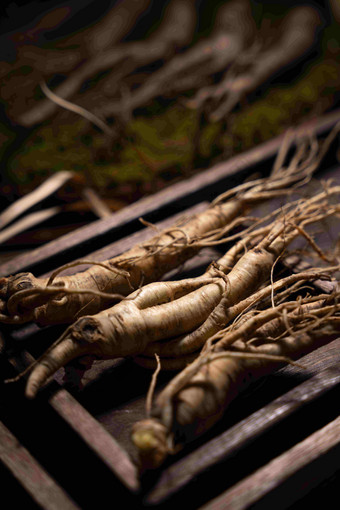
[
  {"left": 49, "top": 389, "right": 140, "bottom": 493},
  {"left": 0, "top": 421, "right": 80, "bottom": 510},
  {"left": 5, "top": 347, "right": 140, "bottom": 495},
  {"left": 200, "top": 416, "right": 340, "bottom": 510}
]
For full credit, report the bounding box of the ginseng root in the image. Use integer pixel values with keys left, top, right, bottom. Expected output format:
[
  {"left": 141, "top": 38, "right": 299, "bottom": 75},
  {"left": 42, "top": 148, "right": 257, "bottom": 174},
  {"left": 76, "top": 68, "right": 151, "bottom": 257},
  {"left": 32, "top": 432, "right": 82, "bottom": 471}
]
[
  {"left": 132, "top": 290, "right": 340, "bottom": 470},
  {"left": 100, "top": 0, "right": 255, "bottom": 118},
  {"left": 187, "top": 6, "right": 320, "bottom": 121},
  {"left": 1, "top": 127, "right": 331, "bottom": 326},
  {"left": 18, "top": 0, "right": 195, "bottom": 127},
  {"left": 21, "top": 186, "right": 340, "bottom": 398}
]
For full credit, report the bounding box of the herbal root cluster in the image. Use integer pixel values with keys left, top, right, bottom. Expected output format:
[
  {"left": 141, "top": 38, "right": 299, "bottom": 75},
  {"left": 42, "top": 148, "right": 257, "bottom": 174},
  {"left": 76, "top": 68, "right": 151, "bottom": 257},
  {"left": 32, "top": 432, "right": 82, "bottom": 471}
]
[{"left": 1, "top": 129, "right": 340, "bottom": 473}]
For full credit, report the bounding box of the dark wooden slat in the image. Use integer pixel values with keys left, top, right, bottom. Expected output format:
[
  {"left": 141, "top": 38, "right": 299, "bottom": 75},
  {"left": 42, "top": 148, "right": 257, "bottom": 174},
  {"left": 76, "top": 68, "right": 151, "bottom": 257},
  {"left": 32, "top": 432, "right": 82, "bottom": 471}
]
[
  {"left": 201, "top": 416, "right": 340, "bottom": 510},
  {"left": 0, "top": 421, "right": 80, "bottom": 510},
  {"left": 5, "top": 348, "right": 140, "bottom": 494},
  {"left": 1, "top": 107, "right": 340, "bottom": 278},
  {"left": 49, "top": 389, "right": 140, "bottom": 493},
  {"left": 145, "top": 338, "right": 340, "bottom": 505}
]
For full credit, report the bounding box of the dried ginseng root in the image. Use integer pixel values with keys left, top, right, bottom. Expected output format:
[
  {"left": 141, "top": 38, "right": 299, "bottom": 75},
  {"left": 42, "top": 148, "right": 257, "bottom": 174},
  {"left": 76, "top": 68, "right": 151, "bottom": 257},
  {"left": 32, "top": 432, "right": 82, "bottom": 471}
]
[
  {"left": 187, "top": 6, "right": 320, "bottom": 121},
  {"left": 18, "top": 0, "right": 196, "bottom": 127},
  {"left": 131, "top": 286, "right": 340, "bottom": 471},
  {"left": 1, "top": 125, "right": 333, "bottom": 326},
  {"left": 20, "top": 186, "right": 340, "bottom": 398},
  {"left": 99, "top": 0, "right": 255, "bottom": 118}
]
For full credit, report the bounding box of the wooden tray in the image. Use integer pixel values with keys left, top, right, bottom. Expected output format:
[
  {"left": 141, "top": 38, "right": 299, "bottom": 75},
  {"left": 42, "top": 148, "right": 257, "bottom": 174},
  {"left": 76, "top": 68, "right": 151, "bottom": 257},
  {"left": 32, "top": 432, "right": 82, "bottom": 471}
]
[{"left": 0, "top": 110, "right": 340, "bottom": 509}]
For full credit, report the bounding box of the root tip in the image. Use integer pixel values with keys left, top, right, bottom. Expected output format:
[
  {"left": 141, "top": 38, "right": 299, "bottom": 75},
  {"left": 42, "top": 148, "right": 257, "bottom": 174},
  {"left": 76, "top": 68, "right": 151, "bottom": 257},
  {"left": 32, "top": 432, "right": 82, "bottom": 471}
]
[
  {"left": 132, "top": 418, "right": 170, "bottom": 471},
  {"left": 25, "top": 382, "right": 38, "bottom": 399}
]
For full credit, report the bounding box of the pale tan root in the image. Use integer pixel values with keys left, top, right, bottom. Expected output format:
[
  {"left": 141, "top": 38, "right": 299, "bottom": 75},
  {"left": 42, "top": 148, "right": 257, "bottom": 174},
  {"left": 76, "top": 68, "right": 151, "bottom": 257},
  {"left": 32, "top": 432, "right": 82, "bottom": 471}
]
[
  {"left": 0, "top": 199, "right": 241, "bottom": 325},
  {"left": 100, "top": 0, "right": 255, "bottom": 118},
  {"left": 140, "top": 279, "right": 339, "bottom": 368},
  {"left": 0, "top": 171, "right": 75, "bottom": 230},
  {"left": 24, "top": 277, "right": 225, "bottom": 398},
  {"left": 158, "top": 298, "right": 340, "bottom": 428},
  {"left": 139, "top": 268, "right": 337, "bottom": 359},
  {"left": 187, "top": 6, "right": 320, "bottom": 120},
  {"left": 132, "top": 293, "right": 340, "bottom": 470},
  {"left": 18, "top": 0, "right": 195, "bottom": 127},
  {"left": 132, "top": 187, "right": 340, "bottom": 470}
]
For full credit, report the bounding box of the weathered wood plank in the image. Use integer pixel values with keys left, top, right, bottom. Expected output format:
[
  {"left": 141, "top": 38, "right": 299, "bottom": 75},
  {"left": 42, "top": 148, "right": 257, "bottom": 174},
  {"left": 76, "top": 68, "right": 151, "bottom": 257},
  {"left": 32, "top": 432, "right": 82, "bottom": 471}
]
[
  {"left": 5, "top": 350, "right": 140, "bottom": 494},
  {"left": 200, "top": 415, "right": 340, "bottom": 510},
  {"left": 0, "top": 420, "right": 80, "bottom": 510},
  {"left": 49, "top": 389, "right": 140, "bottom": 493}
]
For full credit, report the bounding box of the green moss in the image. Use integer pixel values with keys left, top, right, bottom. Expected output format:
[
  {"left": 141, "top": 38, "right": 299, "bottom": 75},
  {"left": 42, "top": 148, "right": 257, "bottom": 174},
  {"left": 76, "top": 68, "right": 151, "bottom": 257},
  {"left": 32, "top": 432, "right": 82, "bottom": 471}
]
[
  {"left": 199, "top": 121, "right": 223, "bottom": 158},
  {"left": 225, "top": 59, "right": 340, "bottom": 151},
  {"left": 8, "top": 105, "right": 201, "bottom": 190},
  {"left": 128, "top": 106, "right": 199, "bottom": 166},
  {"left": 8, "top": 119, "right": 96, "bottom": 187}
]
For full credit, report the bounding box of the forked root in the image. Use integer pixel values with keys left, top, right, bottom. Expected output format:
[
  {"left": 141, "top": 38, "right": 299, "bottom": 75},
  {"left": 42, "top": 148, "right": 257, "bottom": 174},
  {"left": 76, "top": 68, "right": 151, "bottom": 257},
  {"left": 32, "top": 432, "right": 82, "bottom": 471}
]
[{"left": 23, "top": 277, "right": 224, "bottom": 398}]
